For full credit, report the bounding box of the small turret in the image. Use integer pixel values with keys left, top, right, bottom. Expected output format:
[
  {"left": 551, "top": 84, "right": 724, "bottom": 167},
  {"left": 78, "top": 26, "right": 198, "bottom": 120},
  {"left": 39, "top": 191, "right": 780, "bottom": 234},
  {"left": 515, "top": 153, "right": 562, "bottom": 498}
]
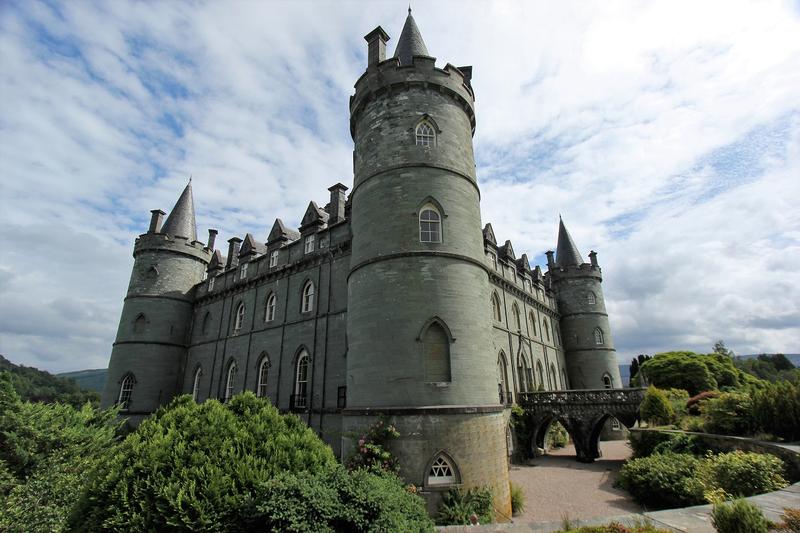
[
  {"left": 547, "top": 218, "right": 621, "bottom": 390},
  {"left": 101, "top": 181, "right": 211, "bottom": 423},
  {"left": 393, "top": 8, "right": 429, "bottom": 66}
]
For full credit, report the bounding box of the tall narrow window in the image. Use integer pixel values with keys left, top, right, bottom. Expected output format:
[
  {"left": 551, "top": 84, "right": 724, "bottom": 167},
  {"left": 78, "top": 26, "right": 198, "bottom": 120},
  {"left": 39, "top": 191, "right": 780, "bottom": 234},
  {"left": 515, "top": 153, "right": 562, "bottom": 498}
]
[
  {"left": 603, "top": 373, "right": 613, "bottom": 389},
  {"left": 422, "top": 321, "right": 451, "bottom": 382},
  {"left": 529, "top": 312, "right": 537, "bottom": 336},
  {"left": 240, "top": 262, "right": 248, "bottom": 278},
  {"left": 550, "top": 364, "right": 558, "bottom": 391},
  {"left": 497, "top": 352, "right": 510, "bottom": 404},
  {"left": 536, "top": 361, "right": 544, "bottom": 389},
  {"left": 304, "top": 234, "right": 315, "bottom": 254},
  {"left": 542, "top": 318, "right": 551, "bottom": 342},
  {"left": 192, "top": 367, "right": 202, "bottom": 401},
  {"left": 224, "top": 361, "right": 237, "bottom": 402},
  {"left": 419, "top": 207, "right": 441, "bottom": 243},
  {"left": 512, "top": 304, "right": 521, "bottom": 331},
  {"left": 489, "top": 252, "right": 497, "bottom": 270},
  {"left": 491, "top": 293, "right": 502, "bottom": 321},
  {"left": 518, "top": 354, "right": 533, "bottom": 392},
  {"left": 587, "top": 291, "right": 596, "bottom": 304},
  {"left": 269, "top": 250, "right": 278, "bottom": 267},
  {"left": 415, "top": 121, "right": 435, "bottom": 146},
  {"left": 118, "top": 373, "right": 135, "bottom": 409},
  {"left": 294, "top": 351, "right": 309, "bottom": 408},
  {"left": 561, "top": 369, "right": 567, "bottom": 390},
  {"left": 427, "top": 454, "right": 458, "bottom": 486},
  {"left": 594, "top": 328, "right": 604, "bottom": 345},
  {"left": 202, "top": 312, "right": 211, "bottom": 335},
  {"left": 133, "top": 314, "right": 146, "bottom": 334},
  {"left": 208, "top": 276, "right": 215, "bottom": 291},
  {"left": 257, "top": 356, "right": 269, "bottom": 398},
  {"left": 234, "top": 303, "right": 245, "bottom": 333},
  {"left": 265, "top": 293, "right": 276, "bottom": 322},
  {"left": 301, "top": 281, "right": 315, "bottom": 313}
]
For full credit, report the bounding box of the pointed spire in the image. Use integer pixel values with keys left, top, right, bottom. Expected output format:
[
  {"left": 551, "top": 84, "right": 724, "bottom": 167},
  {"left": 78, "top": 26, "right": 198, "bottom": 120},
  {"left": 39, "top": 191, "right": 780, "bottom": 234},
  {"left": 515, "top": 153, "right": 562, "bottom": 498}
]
[
  {"left": 393, "top": 8, "right": 429, "bottom": 65},
  {"left": 556, "top": 217, "right": 584, "bottom": 268},
  {"left": 161, "top": 180, "right": 197, "bottom": 241}
]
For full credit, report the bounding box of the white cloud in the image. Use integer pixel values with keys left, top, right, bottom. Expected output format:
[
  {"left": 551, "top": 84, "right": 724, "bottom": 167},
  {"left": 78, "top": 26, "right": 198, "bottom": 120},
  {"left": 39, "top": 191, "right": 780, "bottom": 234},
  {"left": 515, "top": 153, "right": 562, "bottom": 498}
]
[{"left": 0, "top": 0, "right": 798, "bottom": 372}]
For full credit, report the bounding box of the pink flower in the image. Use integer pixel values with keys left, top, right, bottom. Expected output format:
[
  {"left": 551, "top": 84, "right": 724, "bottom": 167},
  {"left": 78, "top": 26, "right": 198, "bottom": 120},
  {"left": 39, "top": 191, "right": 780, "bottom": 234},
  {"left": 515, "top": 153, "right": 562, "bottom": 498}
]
[{"left": 358, "top": 438, "right": 365, "bottom": 446}]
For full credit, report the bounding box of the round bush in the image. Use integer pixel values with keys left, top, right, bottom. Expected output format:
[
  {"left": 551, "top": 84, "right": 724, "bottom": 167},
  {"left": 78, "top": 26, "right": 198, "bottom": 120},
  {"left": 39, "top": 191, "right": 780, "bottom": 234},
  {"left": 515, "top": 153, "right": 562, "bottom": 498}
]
[
  {"left": 711, "top": 499, "right": 768, "bottom": 533},
  {"left": 640, "top": 386, "right": 674, "bottom": 426},
  {"left": 701, "top": 451, "right": 787, "bottom": 497},
  {"left": 616, "top": 452, "right": 704, "bottom": 508}
]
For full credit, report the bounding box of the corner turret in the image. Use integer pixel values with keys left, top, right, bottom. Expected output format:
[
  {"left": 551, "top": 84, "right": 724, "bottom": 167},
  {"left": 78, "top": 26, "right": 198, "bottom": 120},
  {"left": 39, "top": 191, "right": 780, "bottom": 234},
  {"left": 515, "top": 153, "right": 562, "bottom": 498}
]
[
  {"left": 546, "top": 219, "right": 621, "bottom": 390},
  {"left": 101, "top": 181, "right": 211, "bottom": 424}
]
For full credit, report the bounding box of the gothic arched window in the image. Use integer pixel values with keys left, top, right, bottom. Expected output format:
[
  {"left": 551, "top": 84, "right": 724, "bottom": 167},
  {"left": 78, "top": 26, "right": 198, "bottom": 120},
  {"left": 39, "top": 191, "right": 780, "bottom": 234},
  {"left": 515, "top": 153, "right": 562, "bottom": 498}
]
[
  {"left": 301, "top": 281, "right": 315, "bottom": 313},
  {"left": 201, "top": 312, "right": 211, "bottom": 335},
  {"left": 415, "top": 121, "right": 436, "bottom": 146},
  {"left": 529, "top": 312, "right": 537, "bottom": 336},
  {"left": 536, "top": 361, "right": 544, "bottom": 389},
  {"left": 517, "top": 353, "right": 533, "bottom": 393},
  {"left": 427, "top": 453, "right": 459, "bottom": 486},
  {"left": 603, "top": 373, "right": 613, "bottom": 389},
  {"left": 192, "top": 367, "right": 202, "bottom": 401},
  {"left": 224, "top": 361, "right": 237, "bottom": 402},
  {"left": 550, "top": 363, "right": 558, "bottom": 391},
  {"left": 419, "top": 206, "right": 441, "bottom": 243},
  {"left": 133, "top": 314, "right": 146, "bottom": 334},
  {"left": 264, "top": 293, "right": 276, "bottom": 322},
  {"left": 294, "top": 350, "right": 310, "bottom": 408},
  {"left": 234, "top": 303, "right": 245, "bottom": 333},
  {"left": 594, "top": 327, "right": 604, "bottom": 345},
  {"left": 497, "top": 351, "right": 510, "bottom": 404},
  {"left": 491, "top": 292, "right": 502, "bottom": 321},
  {"left": 512, "top": 304, "right": 521, "bottom": 331},
  {"left": 422, "top": 321, "right": 451, "bottom": 382},
  {"left": 542, "top": 318, "right": 551, "bottom": 342},
  {"left": 587, "top": 291, "right": 596, "bottom": 305},
  {"left": 257, "top": 355, "right": 270, "bottom": 398},
  {"left": 118, "top": 373, "right": 135, "bottom": 409}
]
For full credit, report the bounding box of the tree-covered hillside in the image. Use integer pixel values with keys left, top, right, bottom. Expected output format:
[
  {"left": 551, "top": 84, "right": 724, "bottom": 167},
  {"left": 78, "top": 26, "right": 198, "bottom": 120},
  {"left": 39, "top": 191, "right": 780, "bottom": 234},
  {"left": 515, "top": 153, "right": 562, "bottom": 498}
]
[{"left": 0, "top": 355, "right": 100, "bottom": 407}]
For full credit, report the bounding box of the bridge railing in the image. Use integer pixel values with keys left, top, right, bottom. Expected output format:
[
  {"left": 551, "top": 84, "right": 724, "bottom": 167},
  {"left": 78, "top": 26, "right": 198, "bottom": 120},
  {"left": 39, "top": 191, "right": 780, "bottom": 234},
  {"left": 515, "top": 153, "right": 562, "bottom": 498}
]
[{"left": 517, "top": 388, "right": 646, "bottom": 408}]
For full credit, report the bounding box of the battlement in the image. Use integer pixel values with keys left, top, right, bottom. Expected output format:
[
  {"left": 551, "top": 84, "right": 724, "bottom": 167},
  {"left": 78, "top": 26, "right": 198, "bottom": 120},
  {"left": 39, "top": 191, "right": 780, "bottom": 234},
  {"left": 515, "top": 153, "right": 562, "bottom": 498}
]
[
  {"left": 548, "top": 262, "right": 603, "bottom": 281},
  {"left": 350, "top": 57, "right": 475, "bottom": 138},
  {"left": 134, "top": 232, "right": 212, "bottom": 263}
]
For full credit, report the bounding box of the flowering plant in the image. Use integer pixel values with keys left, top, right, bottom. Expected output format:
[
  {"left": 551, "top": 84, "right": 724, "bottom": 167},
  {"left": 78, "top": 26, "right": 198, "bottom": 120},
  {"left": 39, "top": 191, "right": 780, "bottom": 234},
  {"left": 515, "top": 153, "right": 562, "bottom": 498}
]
[{"left": 346, "top": 417, "right": 400, "bottom": 473}]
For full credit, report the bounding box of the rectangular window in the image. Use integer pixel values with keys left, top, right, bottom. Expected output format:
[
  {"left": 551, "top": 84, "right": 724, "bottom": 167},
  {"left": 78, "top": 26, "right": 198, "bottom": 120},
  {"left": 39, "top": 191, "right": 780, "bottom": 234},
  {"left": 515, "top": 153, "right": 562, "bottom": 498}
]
[
  {"left": 489, "top": 252, "right": 497, "bottom": 270},
  {"left": 305, "top": 235, "right": 315, "bottom": 254},
  {"left": 208, "top": 277, "right": 215, "bottom": 291},
  {"left": 269, "top": 250, "right": 278, "bottom": 267},
  {"left": 240, "top": 263, "right": 248, "bottom": 278},
  {"left": 337, "top": 386, "right": 347, "bottom": 409}
]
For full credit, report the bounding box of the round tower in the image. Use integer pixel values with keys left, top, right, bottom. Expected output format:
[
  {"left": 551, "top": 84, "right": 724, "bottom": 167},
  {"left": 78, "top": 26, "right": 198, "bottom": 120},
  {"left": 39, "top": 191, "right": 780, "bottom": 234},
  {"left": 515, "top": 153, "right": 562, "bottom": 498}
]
[
  {"left": 546, "top": 218, "right": 622, "bottom": 390},
  {"left": 101, "top": 182, "right": 211, "bottom": 425},
  {"left": 345, "top": 11, "right": 511, "bottom": 515}
]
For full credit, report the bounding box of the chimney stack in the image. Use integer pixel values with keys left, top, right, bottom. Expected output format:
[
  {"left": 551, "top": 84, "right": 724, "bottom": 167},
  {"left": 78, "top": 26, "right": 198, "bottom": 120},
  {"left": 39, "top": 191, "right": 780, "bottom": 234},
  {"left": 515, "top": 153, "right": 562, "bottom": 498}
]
[
  {"left": 226, "top": 237, "right": 242, "bottom": 269},
  {"left": 545, "top": 250, "right": 555, "bottom": 271},
  {"left": 589, "top": 250, "right": 598, "bottom": 268},
  {"left": 207, "top": 229, "right": 218, "bottom": 251},
  {"left": 148, "top": 209, "right": 166, "bottom": 233},
  {"left": 364, "top": 26, "right": 390, "bottom": 67},
  {"left": 327, "top": 183, "right": 349, "bottom": 224}
]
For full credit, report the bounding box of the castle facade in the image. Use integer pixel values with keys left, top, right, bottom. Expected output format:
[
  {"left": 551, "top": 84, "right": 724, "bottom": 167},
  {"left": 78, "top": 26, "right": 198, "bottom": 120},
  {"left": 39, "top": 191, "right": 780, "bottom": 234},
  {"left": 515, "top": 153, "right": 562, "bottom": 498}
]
[{"left": 101, "top": 11, "right": 622, "bottom": 515}]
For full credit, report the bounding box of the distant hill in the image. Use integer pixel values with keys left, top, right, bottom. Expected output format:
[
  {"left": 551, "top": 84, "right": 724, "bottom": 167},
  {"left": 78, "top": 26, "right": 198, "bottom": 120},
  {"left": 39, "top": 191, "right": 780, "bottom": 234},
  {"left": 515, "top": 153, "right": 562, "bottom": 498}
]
[
  {"left": 57, "top": 368, "right": 107, "bottom": 393},
  {"left": 0, "top": 354, "right": 100, "bottom": 407},
  {"left": 737, "top": 353, "right": 800, "bottom": 365}
]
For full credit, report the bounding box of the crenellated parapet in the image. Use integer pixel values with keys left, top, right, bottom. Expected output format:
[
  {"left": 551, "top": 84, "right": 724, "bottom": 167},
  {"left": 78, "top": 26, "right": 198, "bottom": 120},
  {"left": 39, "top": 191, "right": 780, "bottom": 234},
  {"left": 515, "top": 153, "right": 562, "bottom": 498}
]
[{"left": 134, "top": 232, "right": 212, "bottom": 263}]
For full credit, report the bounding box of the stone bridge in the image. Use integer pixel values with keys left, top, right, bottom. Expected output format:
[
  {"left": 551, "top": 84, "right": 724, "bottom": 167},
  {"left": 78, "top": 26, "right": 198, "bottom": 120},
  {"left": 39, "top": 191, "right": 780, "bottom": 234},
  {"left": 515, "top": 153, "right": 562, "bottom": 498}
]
[{"left": 517, "top": 388, "right": 646, "bottom": 462}]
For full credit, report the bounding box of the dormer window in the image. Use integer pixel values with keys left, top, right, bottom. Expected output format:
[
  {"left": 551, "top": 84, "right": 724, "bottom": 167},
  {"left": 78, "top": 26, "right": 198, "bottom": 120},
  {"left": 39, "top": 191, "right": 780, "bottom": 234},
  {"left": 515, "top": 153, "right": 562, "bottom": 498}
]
[
  {"left": 305, "top": 235, "right": 315, "bottom": 254},
  {"left": 269, "top": 250, "right": 278, "bottom": 267},
  {"left": 415, "top": 121, "right": 435, "bottom": 146},
  {"left": 489, "top": 252, "right": 497, "bottom": 270},
  {"left": 208, "top": 276, "right": 215, "bottom": 291},
  {"left": 240, "top": 263, "right": 248, "bottom": 279}
]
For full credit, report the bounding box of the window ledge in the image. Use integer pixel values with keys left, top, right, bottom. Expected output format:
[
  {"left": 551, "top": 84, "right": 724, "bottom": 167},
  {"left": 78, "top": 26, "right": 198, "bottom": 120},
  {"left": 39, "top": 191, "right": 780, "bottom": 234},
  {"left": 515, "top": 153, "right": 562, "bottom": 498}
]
[{"left": 426, "top": 381, "right": 451, "bottom": 388}]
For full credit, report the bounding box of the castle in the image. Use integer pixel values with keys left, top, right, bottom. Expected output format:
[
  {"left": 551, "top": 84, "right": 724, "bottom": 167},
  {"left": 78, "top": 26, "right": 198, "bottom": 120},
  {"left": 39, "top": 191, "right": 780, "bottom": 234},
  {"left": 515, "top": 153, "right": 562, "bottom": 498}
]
[{"left": 101, "top": 10, "right": 622, "bottom": 515}]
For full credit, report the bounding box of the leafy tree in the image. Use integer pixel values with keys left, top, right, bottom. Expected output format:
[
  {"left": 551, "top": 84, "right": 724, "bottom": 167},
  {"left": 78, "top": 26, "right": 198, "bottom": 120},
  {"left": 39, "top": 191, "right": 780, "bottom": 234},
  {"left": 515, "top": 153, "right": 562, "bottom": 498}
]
[
  {"left": 70, "top": 392, "right": 432, "bottom": 532},
  {"left": 629, "top": 354, "right": 652, "bottom": 387},
  {"left": 0, "top": 373, "right": 119, "bottom": 533},
  {"left": 640, "top": 353, "right": 717, "bottom": 396},
  {"left": 0, "top": 355, "right": 99, "bottom": 408},
  {"left": 639, "top": 386, "right": 674, "bottom": 426},
  {"left": 713, "top": 340, "right": 735, "bottom": 358},
  {"left": 701, "top": 392, "right": 755, "bottom": 436},
  {"left": 752, "top": 381, "right": 800, "bottom": 440}
]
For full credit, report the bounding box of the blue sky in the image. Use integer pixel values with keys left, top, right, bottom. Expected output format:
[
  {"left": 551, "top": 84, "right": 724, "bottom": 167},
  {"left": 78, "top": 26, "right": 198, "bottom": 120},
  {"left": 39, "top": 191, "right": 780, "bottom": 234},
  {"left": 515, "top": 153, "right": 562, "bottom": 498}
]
[{"left": 0, "top": 0, "right": 798, "bottom": 373}]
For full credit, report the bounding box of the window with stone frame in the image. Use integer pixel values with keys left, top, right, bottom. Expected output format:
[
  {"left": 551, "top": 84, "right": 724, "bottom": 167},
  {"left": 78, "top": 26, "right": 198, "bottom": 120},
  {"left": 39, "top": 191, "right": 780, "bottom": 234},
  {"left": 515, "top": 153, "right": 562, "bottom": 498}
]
[
  {"left": 419, "top": 206, "right": 441, "bottom": 243},
  {"left": 529, "top": 312, "right": 537, "bottom": 336},
  {"left": 240, "top": 262, "right": 248, "bottom": 279},
  {"left": 117, "top": 373, "right": 135, "bottom": 409},
  {"left": 491, "top": 292, "right": 502, "bottom": 321},
  {"left": 488, "top": 252, "right": 497, "bottom": 270},
  {"left": 201, "top": 312, "right": 211, "bottom": 335},
  {"left": 304, "top": 234, "right": 315, "bottom": 254},
  {"left": 265, "top": 293, "right": 276, "bottom": 322},
  {"left": 587, "top": 291, "right": 596, "bottom": 305},
  {"left": 208, "top": 276, "right": 215, "bottom": 291},
  {"left": 427, "top": 453, "right": 458, "bottom": 486},
  {"left": 133, "top": 313, "right": 146, "bottom": 334},
  {"left": 415, "top": 121, "right": 436, "bottom": 146},
  {"left": 192, "top": 367, "right": 202, "bottom": 401},
  {"left": 603, "top": 373, "right": 613, "bottom": 389},
  {"left": 542, "top": 318, "right": 551, "bottom": 342},
  {"left": 512, "top": 304, "right": 522, "bottom": 331},
  {"left": 257, "top": 356, "right": 269, "bottom": 398},
  {"left": 422, "top": 321, "right": 451, "bottom": 382},
  {"left": 294, "top": 351, "right": 310, "bottom": 408},
  {"left": 301, "top": 281, "right": 315, "bottom": 313},
  {"left": 224, "top": 361, "right": 237, "bottom": 402},
  {"left": 269, "top": 250, "right": 278, "bottom": 267},
  {"left": 234, "top": 302, "right": 245, "bottom": 333},
  {"left": 594, "top": 327, "right": 604, "bottom": 345},
  {"left": 550, "top": 363, "right": 559, "bottom": 391}
]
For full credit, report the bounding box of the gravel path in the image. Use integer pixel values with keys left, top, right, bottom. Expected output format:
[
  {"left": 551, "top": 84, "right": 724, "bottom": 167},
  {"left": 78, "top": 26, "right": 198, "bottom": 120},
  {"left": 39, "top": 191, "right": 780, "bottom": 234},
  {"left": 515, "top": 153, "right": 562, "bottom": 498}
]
[{"left": 508, "top": 440, "right": 643, "bottom": 524}]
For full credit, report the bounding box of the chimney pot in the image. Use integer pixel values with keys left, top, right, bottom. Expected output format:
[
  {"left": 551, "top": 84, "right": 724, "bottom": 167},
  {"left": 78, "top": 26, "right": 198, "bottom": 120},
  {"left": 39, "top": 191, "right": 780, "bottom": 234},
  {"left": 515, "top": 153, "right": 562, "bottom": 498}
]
[
  {"left": 207, "top": 229, "right": 218, "bottom": 251},
  {"left": 327, "top": 183, "right": 349, "bottom": 224},
  {"left": 226, "top": 237, "right": 242, "bottom": 269}
]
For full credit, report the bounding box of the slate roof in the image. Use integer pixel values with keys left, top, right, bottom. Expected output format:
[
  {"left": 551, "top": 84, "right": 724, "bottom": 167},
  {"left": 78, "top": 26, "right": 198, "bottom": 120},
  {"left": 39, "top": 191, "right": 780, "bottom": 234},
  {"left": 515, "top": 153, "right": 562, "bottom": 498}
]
[
  {"left": 267, "top": 218, "right": 300, "bottom": 244},
  {"left": 393, "top": 9, "right": 429, "bottom": 66},
  {"left": 482, "top": 223, "right": 497, "bottom": 246},
  {"left": 240, "top": 233, "right": 267, "bottom": 257},
  {"left": 556, "top": 217, "right": 584, "bottom": 267},
  {"left": 161, "top": 181, "right": 197, "bottom": 241}
]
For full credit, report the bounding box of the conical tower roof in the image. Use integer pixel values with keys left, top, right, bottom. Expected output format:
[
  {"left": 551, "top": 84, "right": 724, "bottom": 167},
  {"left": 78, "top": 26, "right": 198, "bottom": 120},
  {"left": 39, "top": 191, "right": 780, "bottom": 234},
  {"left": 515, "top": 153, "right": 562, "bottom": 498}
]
[
  {"left": 555, "top": 217, "right": 584, "bottom": 267},
  {"left": 161, "top": 180, "right": 197, "bottom": 241},
  {"left": 393, "top": 8, "right": 429, "bottom": 65}
]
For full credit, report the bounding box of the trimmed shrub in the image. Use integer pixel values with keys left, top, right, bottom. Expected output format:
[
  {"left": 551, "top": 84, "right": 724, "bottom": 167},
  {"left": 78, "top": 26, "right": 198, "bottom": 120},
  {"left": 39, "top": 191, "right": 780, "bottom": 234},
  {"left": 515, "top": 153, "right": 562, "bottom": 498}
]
[
  {"left": 547, "top": 421, "right": 569, "bottom": 449},
  {"left": 510, "top": 482, "right": 525, "bottom": 515},
  {"left": 436, "top": 486, "right": 494, "bottom": 526},
  {"left": 700, "top": 451, "right": 787, "bottom": 497},
  {"left": 752, "top": 381, "right": 800, "bottom": 441},
  {"left": 651, "top": 433, "right": 708, "bottom": 456},
  {"left": 711, "top": 499, "right": 768, "bottom": 533},
  {"left": 701, "top": 392, "right": 755, "bottom": 436},
  {"left": 639, "top": 352, "right": 717, "bottom": 395},
  {"left": 616, "top": 452, "right": 704, "bottom": 508},
  {"left": 640, "top": 386, "right": 674, "bottom": 426},
  {"left": 628, "top": 430, "right": 674, "bottom": 458}
]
